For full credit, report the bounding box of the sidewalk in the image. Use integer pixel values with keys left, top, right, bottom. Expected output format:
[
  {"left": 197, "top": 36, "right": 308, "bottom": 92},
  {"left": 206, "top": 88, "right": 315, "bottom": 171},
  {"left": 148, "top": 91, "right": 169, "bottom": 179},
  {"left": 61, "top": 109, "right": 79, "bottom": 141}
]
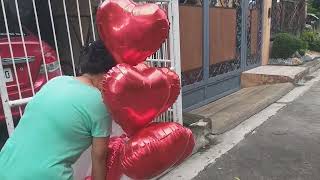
[
  {"left": 160, "top": 70, "right": 320, "bottom": 180},
  {"left": 195, "top": 79, "right": 320, "bottom": 180},
  {"left": 195, "top": 75, "right": 320, "bottom": 180}
]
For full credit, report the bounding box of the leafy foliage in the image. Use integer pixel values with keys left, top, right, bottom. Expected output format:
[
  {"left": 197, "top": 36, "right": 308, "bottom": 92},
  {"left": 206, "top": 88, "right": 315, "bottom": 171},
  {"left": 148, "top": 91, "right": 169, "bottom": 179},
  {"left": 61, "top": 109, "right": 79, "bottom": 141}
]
[{"left": 271, "top": 33, "right": 308, "bottom": 58}]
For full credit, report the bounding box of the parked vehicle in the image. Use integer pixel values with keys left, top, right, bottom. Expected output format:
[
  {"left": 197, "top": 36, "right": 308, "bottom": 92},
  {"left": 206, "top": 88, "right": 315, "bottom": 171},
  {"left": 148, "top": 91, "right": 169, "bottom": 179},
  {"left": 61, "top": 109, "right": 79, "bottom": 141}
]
[
  {"left": 306, "top": 13, "right": 320, "bottom": 31},
  {"left": 0, "top": 20, "right": 61, "bottom": 123}
]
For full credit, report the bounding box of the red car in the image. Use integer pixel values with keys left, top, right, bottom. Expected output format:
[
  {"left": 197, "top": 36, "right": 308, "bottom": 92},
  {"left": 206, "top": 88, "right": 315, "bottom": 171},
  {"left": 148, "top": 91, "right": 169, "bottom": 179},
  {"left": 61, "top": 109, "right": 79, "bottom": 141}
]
[{"left": 0, "top": 26, "right": 62, "bottom": 123}]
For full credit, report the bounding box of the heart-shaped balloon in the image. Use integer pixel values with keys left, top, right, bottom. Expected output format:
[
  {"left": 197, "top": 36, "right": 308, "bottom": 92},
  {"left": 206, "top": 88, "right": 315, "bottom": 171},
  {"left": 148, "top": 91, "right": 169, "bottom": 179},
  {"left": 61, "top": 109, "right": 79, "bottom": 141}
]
[
  {"left": 106, "top": 136, "right": 126, "bottom": 180},
  {"left": 160, "top": 67, "right": 181, "bottom": 112},
  {"left": 121, "top": 122, "right": 195, "bottom": 179},
  {"left": 102, "top": 63, "right": 180, "bottom": 136},
  {"left": 96, "top": 0, "right": 170, "bottom": 65}
]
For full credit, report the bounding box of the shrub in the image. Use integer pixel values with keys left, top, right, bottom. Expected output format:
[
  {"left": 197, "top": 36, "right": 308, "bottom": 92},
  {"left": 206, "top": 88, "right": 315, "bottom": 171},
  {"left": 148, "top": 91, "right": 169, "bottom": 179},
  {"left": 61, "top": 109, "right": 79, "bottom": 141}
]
[
  {"left": 301, "top": 31, "right": 320, "bottom": 52},
  {"left": 310, "top": 39, "right": 320, "bottom": 52},
  {"left": 271, "top": 33, "right": 308, "bottom": 59},
  {"left": 301, "top": 31, "right": 318, "bottom": 46},
  {"left": 308, "top": 0, "right": 320, "bottom": 18}
]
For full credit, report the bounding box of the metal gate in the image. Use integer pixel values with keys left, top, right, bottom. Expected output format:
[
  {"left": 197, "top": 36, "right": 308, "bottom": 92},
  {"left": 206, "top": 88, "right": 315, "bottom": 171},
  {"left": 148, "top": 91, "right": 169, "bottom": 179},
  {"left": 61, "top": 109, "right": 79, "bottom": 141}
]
[
  {"left": 0, "top": 0, "right": 182, "bottom": 137},
  {"left": 179, "top": 0, "right": 264, "bottom": 111}
]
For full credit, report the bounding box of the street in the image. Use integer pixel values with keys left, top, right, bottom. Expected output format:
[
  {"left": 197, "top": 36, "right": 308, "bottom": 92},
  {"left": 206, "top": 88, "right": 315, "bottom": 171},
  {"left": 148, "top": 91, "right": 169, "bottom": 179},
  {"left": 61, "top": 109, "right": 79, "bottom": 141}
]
[{"left": 194, "top": 79, "right": 320, "bottom": 179}]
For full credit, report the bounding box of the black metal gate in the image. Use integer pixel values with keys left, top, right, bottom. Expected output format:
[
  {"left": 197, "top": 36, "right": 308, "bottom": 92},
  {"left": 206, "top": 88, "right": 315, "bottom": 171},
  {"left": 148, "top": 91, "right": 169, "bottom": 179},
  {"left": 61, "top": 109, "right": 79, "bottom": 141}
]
[{"left": 180, "top": 0, "right": 264, "bottom": 111}]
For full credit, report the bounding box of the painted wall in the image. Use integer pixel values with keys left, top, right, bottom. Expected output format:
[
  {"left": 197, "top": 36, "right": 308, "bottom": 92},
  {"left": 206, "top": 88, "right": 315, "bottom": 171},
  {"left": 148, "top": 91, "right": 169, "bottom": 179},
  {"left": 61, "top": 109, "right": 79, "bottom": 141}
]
[{"left": 261, "top": 0, "right": 272, "bottom": 65}]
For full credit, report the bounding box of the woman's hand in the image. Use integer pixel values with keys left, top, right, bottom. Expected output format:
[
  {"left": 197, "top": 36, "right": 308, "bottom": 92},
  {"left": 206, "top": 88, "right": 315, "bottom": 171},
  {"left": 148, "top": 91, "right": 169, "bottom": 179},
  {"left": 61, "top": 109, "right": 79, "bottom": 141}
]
[{"left": 91, "top": 137, "right": 109, "bottom": 180}]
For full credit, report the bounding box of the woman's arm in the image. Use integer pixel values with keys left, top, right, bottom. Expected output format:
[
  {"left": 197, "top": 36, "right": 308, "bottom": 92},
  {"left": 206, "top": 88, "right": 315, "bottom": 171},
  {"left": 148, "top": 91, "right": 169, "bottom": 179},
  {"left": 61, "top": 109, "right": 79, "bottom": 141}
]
[{"left": 91, "top": 137, "right": 109, "bottom": 180}]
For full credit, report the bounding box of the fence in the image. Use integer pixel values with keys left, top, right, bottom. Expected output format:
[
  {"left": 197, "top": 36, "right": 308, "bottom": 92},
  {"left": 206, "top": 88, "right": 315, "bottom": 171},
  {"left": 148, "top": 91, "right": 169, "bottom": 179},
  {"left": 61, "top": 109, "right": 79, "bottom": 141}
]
[
  {"left": 0, "top": 0, "right": 182, "bottom": 137},
  {"left": 271, "top": 0, "right": 306, "bottom": 37}
]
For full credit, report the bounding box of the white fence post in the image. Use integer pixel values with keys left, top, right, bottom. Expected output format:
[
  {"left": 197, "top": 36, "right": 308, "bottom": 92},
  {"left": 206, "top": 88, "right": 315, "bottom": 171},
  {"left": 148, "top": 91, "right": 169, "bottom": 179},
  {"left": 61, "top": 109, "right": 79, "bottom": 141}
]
[
  {"left": 169, "top": 0, "right": 183, "bottom": 124},
  {"left": 0, "top": 56, "right": 15, "bottom": 136}
]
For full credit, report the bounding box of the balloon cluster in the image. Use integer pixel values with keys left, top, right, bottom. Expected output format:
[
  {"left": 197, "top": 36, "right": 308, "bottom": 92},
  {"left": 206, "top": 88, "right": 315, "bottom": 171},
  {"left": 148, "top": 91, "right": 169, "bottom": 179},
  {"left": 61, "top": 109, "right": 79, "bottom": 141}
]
[{"left": 86, "top": 0, "right": 195, "bottom": 179}]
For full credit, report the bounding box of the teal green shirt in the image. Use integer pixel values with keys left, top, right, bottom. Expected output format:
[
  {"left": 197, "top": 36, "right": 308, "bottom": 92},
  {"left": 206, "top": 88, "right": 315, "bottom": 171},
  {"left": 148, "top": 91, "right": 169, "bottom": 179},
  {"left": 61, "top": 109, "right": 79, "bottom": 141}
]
[{"left": 0, "top": 76, "right": 111, "bottom": 180}]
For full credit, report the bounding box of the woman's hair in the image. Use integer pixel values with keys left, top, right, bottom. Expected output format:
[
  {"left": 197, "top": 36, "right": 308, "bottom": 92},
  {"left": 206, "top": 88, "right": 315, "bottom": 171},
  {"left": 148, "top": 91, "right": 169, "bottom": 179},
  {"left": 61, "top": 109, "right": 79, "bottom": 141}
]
[{"left": 78, "top": 40, "right": 116, "bottom": 75}]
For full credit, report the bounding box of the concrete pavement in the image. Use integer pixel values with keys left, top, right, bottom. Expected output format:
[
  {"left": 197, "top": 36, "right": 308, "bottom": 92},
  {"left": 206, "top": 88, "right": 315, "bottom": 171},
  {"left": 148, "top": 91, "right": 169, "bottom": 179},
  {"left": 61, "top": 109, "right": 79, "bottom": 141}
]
[
  {"left": 194, "top": 76, "right": 320, "bottom": 179},
  {"left": 160, "top": 70, "right": 320, "bottom": 180}
]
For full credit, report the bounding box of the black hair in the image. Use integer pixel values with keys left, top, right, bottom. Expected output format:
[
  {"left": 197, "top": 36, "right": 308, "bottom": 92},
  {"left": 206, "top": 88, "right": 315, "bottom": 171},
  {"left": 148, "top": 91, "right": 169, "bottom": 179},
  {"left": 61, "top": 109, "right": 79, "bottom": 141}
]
[{"left": 78, "top": 40, "right": 116, "bottom": 75}]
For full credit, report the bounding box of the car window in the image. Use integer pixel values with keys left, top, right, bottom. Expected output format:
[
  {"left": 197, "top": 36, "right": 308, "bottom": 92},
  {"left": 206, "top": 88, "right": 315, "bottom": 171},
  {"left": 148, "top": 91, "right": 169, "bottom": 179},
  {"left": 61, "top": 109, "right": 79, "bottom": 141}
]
[{"left": 0, "top": 20, "right": 28, "bottom": 37}]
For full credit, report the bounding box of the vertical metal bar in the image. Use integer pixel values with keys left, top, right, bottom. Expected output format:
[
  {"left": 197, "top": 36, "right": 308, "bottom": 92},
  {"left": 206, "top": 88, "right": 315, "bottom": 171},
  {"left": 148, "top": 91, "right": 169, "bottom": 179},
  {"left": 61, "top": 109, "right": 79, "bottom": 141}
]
[
  {"left": 202, "top": 0, "right": 210, "bottom": 109},
  {"left": 63, "top": 0, "right": 77, "bottom": 76},
  {"left": 241, "top": 0, "right": 249, "bottom": 71},
  {"left": 164, "top": 39, "right": 169, "bottom": 60},
  {"left": 76, "top": 0, "right": 85, "bottom": 46},
  {"left": 32, "top": 0, "right": 49, "bottom": 81},
  {"left": 163, "top": 5, "right": 170, "bottom": 122},
  {"left": 0, "top": 56, "right": 15, "bottom": 136},
  {"left": 164, "top": 40, "right": 168, "bottom": 68},
  {"left": 156, "top": 48, "right": 161, "bottom": 68},
  {"left": 14, "top": 0, "right": 35, "bottom": 95},
  {"left": 168, "top": 1, "right": 174, "bottom": 122},
  {"left": 88, "top": 0, "right": 97, "bottom": 41},
  {"left": 1, "top": 0, "right": 23, "bottom": 116},
  {"left": 169, "top": 0, "right": 183, "bottom": 124},
  {"left": 260, "top": 0, "right": 265, "bottom": 66},
  {"left": 48, "top": 0, "right": 63, "bottom": 75}
]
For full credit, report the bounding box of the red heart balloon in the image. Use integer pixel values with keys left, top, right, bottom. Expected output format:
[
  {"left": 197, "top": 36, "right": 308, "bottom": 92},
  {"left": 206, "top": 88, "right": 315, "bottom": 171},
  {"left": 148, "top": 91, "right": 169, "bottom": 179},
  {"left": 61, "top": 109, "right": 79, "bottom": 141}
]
[
  {"left": 160, "top": 68, "right": 181, "bottom": 112},
  {"left": 85, "top": 136, "right": 127, "bottom": 180},
  {"left": 96, "top": 0, "right": 170, "bottom": 65},
  {"left": 102, "top": 63, "right": 180, "bottom": 136},
  {"left": 106, "top": 136, "right": 126, "bottom": 180},
  {"left": 121, "top": 122, "right": 195, "bottom": 179}
]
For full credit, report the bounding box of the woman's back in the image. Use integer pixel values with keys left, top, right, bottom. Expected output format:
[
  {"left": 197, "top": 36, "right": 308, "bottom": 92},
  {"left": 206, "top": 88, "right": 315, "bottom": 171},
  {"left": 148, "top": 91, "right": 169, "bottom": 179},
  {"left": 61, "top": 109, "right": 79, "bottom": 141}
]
[{"left": 0, "top": 76, "right": 111, "bottom": 180}]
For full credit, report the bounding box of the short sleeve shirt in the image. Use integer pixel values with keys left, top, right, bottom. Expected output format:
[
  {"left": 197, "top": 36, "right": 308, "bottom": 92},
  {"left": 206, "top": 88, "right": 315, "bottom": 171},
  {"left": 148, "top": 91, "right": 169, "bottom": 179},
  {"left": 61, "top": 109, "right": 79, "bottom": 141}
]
[{"left": 0, "top": 76, "right": 111, "bottom": 180}]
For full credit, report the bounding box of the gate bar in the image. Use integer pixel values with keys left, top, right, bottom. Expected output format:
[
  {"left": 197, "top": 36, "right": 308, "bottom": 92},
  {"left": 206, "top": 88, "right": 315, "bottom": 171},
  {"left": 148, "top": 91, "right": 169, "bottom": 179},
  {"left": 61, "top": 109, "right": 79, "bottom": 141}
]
[
  {"left": 76, "top": 0, "right": 85, "bottom": 46},
  {"left": 0, "top": 56, "right": 15, "bottom": 136},
  {"left": 9, "top": 97, "right": 33, "bottom": 108},
  {"left": 63, "top": 0, "right": 77, "bottom": 76},
  {"left": 168, "top": 0, "right": 183, "bottom": 124},
  {"left": 47, "top": 0, "right": 63, "bottom": 75},
  {"left": 1, "top": 0, "right": 23, "bottom": 116},
  {"left": 14, "top": 0, "right": 36, "bottom": 95},
  {"left": 88, "top": 0, "right": 96, "bottom": 41},
  {"left": 32, "top": 0, "right": 49, "bottom": 81}
]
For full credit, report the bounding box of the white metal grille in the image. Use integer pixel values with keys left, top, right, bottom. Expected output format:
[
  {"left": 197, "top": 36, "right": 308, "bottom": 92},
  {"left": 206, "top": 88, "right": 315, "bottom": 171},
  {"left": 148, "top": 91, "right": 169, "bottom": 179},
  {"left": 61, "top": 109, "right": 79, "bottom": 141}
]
[{"left": 0, "top": 0, "right": 182, "bottom": 137}]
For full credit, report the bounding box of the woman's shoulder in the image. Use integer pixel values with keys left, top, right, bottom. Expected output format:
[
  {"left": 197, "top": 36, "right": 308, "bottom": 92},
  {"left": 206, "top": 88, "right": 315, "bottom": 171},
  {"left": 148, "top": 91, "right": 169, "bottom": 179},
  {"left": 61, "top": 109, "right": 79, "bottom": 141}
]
[
  {"left": 41, "top": 76, "right": 72, "bottom": 88},
  {"left": 49, "top": 76, "right": 73, "bottom": 83},
  {"left": 40, "top": 76, "right": 101, "bottom": 101}
]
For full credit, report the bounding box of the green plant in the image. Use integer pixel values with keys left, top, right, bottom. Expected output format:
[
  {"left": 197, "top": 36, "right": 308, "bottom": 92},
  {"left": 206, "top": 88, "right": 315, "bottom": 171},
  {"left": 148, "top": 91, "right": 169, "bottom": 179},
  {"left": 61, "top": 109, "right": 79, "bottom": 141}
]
[
  {"left": 271, "top": 33, "right": 308, "bottom": 59},
  {"left": 308, "top": 0, "right": 320, "bottom": 17},
  {"left": 300, "top": 31, "right": 320, "bottom": 52},
  {"left": 310, "top": 39, "right": 320, "bottom": 52},
  {"left": 301, "top": 31, "right": 318, "bottom": 46}
]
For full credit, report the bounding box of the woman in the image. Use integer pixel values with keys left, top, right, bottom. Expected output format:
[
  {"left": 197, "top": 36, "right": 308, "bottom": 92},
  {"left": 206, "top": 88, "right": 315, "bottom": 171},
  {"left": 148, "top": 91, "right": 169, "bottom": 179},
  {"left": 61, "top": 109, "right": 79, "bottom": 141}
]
[{"left": 0, "top": 40, "right": 116, "bottom": 180}]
